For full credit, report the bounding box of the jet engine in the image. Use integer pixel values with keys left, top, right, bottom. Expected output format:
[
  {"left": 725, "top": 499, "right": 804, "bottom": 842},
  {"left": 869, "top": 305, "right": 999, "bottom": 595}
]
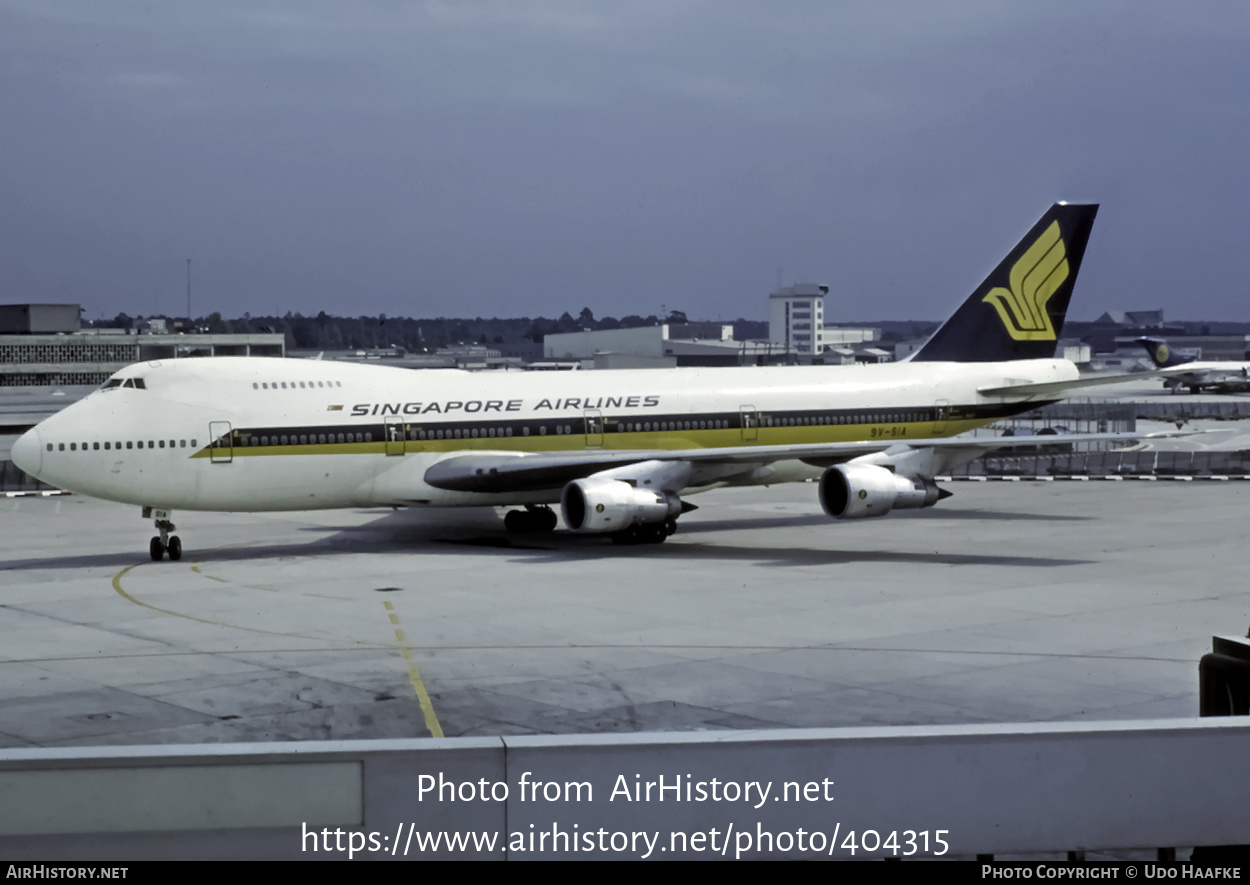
[
  {"left": 819, "top": 463, "right": 946, "bottom": 520},
  {"left": 561, "top": 477, "right": 679, "bottom": 533}
]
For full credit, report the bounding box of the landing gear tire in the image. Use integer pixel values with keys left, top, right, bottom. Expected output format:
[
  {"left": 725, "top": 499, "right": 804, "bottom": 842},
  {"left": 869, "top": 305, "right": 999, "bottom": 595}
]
[
  {"left": 504, "top": 506, "right": 558, "bottom": 533},
  {"left": 146, "top": 510, "right": 180, "bottom": 562},
  {"left": 535, "top": 506, "right": 558, "bottom": 532},
  {"left": 611, "top": 521, "right": 671, "bottom": 545}
]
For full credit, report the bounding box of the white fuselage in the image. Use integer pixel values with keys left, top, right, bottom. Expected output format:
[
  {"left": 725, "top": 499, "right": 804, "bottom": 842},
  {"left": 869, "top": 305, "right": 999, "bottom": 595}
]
[{"left": 11, "top": 357, "right": 1075, "bottom": 512}]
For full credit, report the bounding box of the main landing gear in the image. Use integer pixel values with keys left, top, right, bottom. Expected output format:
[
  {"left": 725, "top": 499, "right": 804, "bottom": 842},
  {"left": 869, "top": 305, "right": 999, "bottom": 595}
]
[
  {"left": 504, "top": 505, "right": 559, "bottom": 534},
  {"left": 143, "top": 507, "right": 182, "bottom": 561},
  {"left": 611, "top": 519, "right": 678, "bottom": 545},
  {"left": 503, "top": 506, "right": 680, "bottom": 544}
]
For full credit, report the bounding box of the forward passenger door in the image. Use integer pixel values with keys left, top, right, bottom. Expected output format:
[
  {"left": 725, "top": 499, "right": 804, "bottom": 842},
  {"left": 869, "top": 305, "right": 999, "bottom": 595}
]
[{"left": 209, "top": 421, "right": 233, "bottom": 463}]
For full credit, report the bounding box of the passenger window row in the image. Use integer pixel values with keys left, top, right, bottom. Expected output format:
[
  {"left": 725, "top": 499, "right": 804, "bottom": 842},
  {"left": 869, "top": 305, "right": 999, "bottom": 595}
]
[
  {"left": 761, "top": 411, "right": 925, "bottom": 427},
  {"left": 216, "top": 410, "right": 932, "bottom": 453},
  {"left": 413, "top": 425, "right": 522, "bottom": 440},
  {"left": 621, "top": 419, "right": 731, "bottom": 432},
  {"left": 252, "top": 380, "right": 344, "bottom": 390},
  {"left": 239, "top": 432, "right": 371, "bottom": 446},
  {"left": 48, "top": 438, "right": 198, "bottom": 452}
]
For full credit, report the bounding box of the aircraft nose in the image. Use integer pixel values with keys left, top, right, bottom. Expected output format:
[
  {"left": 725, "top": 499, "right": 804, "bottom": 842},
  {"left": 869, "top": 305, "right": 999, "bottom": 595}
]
[{"left": 11, "top": 427, "right": 43, "bottom": 478}]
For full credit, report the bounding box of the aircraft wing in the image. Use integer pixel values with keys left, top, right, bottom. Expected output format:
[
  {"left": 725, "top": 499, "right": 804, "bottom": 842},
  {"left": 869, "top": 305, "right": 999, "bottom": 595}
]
[{"left": 422, "top": 432, "right": 1145, "bottom": 493}]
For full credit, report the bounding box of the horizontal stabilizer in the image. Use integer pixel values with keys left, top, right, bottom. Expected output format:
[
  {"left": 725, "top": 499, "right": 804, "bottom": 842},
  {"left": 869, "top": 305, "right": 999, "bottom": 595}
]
[{"left": 979, "top": 372, "right": 1159, "bottom": 399}]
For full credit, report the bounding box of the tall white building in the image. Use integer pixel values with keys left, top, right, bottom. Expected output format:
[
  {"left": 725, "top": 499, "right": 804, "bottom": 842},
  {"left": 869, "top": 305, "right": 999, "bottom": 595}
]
[
  {"left": 768, "top": 283, "right": 877, "bottom": 360},
  {"left": 768, "top": 283, "right": 827, "bottom": 357}
]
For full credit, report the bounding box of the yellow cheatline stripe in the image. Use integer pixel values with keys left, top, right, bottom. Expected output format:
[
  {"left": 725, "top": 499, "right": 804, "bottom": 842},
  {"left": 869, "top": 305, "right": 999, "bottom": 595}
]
[
  {"left": 188, "top": 418, "right": 1002, "bottom": 460},
  {"left": 382, "top": 600, "right": 443, "bottom": 738}
]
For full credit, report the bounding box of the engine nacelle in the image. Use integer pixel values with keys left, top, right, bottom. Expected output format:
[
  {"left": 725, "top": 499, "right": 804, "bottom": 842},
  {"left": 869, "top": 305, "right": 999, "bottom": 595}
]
[
  {"left": 819, "top": 463, "right": 944, "bottom": 520},
  {"left": 561, "top": 478, "right": 677, "bottom": 533}
]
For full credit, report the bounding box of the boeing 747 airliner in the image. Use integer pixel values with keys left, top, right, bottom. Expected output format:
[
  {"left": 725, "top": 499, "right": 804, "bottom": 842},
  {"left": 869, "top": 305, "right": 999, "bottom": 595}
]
[{"left": 14, "top": 203, "right": 1120, "bottom": 559}]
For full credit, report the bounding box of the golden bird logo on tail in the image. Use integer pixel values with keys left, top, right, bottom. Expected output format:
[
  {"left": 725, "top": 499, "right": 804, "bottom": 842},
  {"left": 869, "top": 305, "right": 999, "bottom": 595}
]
[{"left": 982, "top": 220, "right": 1069, "bottom": 341}]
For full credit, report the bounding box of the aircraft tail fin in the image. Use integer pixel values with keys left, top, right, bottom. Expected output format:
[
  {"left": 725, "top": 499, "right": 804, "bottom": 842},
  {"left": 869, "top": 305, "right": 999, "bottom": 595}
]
[
  {"left": 1134, "top": 337, "right": 1195, "bottom": 369},
  {"left": 911, "top": 203, "right": 1098, "bottom": 363}
]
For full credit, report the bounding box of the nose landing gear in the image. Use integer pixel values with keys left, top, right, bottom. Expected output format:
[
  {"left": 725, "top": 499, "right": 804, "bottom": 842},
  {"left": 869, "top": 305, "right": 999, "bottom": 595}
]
[{"left": 143, "top": 507, "right": 182, "bottom": 561}]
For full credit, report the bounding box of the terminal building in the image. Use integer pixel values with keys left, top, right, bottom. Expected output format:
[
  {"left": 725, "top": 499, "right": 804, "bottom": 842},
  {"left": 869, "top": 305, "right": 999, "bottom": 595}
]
[
  {"left": 0, "top": 305, "right": 284, "bottom": 388},
  {"left": 0, "top": 303, "right": 285, "bottom": 490},
  {"left": 543, "top": 322, "right": 787, "bottom": 368}
]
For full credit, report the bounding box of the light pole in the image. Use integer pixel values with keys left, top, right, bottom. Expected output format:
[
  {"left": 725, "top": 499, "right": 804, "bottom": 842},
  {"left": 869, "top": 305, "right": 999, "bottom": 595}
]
[{"left": 186, "top": 258, "right": 191, "bottom": 329}]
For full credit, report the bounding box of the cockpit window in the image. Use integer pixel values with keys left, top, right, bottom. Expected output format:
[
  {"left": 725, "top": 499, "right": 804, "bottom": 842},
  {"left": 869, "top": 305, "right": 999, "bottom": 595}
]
[{"left": 101, "top": 379, "right": 123, "bottom": 390}]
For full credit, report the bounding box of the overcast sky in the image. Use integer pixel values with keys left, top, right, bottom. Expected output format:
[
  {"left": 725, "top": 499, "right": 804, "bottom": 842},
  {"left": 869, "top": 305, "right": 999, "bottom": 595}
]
[{"left": 2, "top": 2, "right": 1248, "bottom": 325}]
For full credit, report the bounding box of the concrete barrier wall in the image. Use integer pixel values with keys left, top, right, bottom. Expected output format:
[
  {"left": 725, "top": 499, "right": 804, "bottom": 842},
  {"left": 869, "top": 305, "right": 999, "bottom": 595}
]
[{"left": 1, "top": 717, "right": 1247, "bottom": 860}]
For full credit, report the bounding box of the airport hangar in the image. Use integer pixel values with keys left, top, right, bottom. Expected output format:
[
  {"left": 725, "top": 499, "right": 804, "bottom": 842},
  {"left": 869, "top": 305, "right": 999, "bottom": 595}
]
[{"left": 1, "top": 318, "right": 1249, "bottom": 858}]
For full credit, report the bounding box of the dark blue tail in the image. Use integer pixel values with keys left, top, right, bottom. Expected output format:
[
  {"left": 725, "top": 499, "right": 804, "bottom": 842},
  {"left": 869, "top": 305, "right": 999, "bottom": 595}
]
[
  {"left": 911, "top": 203, "right": 1098, "bottom": 363},
  {"left": 1134, "top": 337, "right": 1198, "bottom": 369}
]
